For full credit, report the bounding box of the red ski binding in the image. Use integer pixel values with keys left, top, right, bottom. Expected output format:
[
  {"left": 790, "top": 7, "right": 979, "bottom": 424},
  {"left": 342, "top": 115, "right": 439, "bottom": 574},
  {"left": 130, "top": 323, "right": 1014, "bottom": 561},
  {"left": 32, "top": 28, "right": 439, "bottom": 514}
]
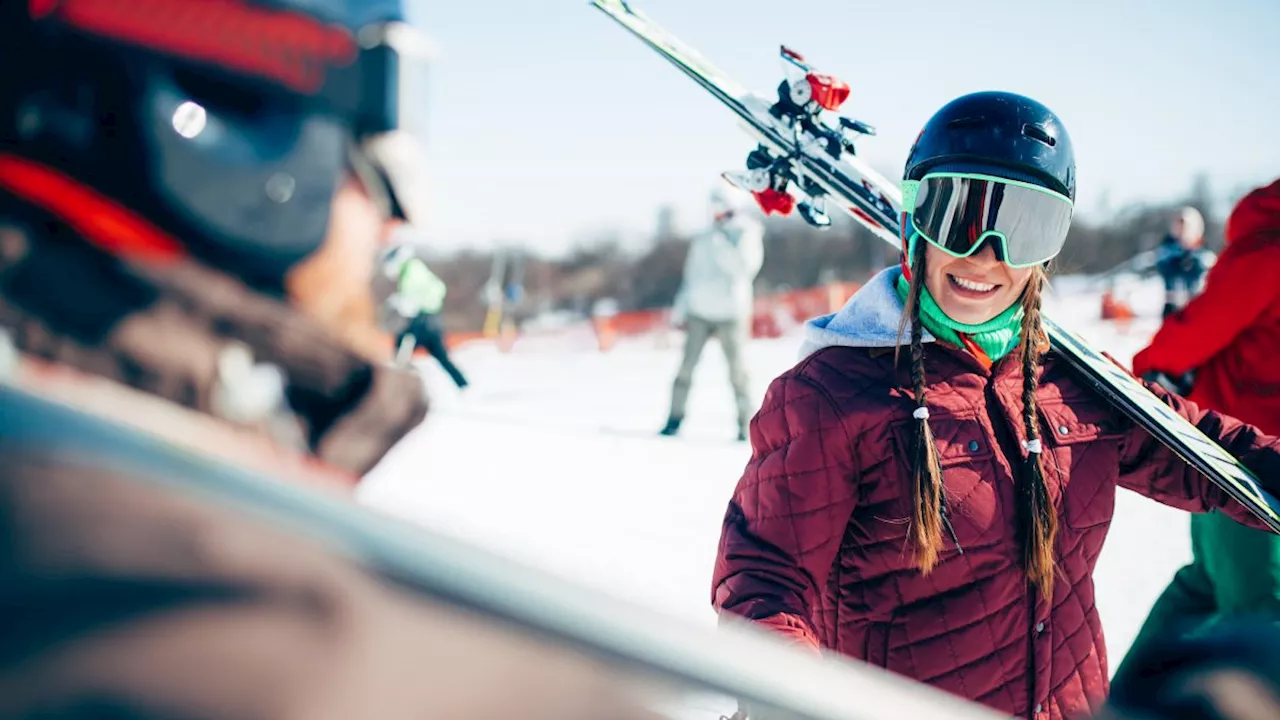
[
  {"left": 805, "top": 73, "right": 849, "bottom": 111},
  {"left": 752, "top": 187, "right": 795, "bottom": 216}
]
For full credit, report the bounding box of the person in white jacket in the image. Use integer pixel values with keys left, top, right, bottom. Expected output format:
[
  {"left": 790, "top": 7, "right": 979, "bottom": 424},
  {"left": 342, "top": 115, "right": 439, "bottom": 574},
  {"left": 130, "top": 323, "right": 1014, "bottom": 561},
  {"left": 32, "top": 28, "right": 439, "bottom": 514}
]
[{"left": 660, "top": 187, "right": 765, "bottom": 441}]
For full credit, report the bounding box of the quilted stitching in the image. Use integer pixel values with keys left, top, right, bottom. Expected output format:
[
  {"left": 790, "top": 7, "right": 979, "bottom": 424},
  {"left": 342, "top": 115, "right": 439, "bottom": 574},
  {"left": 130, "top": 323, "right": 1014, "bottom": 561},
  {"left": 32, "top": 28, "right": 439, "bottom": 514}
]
[{"left": 710, "top": 342, "right": 1270, "bottom": 720}]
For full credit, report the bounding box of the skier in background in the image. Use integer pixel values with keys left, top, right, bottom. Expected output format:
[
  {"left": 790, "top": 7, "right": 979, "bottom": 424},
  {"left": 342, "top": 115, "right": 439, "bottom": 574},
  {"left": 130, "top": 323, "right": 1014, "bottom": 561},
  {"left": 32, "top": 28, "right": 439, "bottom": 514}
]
[
  {"left": 500, "top": 253, "right": 526, "bottom": 347},
  {"left": 1154, "top": 206, "right": 1214, "bottom": 318},
  {"left": 1095, "top": 206, "right": 1215, "bottom": 327},
  {"left": 482, "top": 248, "right": 525, "bottom": 350},
  {"left": 384, "top": 243, "right": 469, "bottom": 388},
  {"left": 1117, "top": 178, "right": 1280, "bottom": 683},
  {"left": 660, "top": 186, "right": 764, "bottom": 441}
]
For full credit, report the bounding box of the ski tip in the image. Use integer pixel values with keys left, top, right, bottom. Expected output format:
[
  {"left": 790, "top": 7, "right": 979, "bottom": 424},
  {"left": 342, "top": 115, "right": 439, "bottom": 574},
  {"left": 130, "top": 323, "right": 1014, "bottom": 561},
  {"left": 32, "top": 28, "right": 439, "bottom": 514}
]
[{"left": 606, "top": 0, "right": 636, "bottom": 14}]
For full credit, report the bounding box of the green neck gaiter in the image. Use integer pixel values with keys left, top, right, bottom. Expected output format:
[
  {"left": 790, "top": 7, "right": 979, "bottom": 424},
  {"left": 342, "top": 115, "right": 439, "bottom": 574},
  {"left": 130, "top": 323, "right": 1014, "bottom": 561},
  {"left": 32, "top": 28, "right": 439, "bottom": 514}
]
[{"left": 895, "top": 273, "right": 1024, "bottom": 362}]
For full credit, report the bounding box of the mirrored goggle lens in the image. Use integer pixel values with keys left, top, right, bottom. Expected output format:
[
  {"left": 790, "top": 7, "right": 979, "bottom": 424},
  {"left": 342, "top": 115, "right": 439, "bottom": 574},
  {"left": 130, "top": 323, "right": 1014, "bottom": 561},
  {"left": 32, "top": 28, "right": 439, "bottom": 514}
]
[{"left": 911, "top": 175, "right": 1073, "bottom": 267}]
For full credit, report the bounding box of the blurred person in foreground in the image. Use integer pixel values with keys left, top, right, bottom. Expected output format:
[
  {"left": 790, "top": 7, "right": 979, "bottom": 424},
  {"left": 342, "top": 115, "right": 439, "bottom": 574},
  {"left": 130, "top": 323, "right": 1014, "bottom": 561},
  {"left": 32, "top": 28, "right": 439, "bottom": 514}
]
[
  {"left": 660, "top": 186, "right": 764, "bottom": 442},
  {"left": 1119, "top": 179, "right": 1280, "bottom": 682},
  {"left": 383, "top": 241, "right": 468, "bottom": 387},
  {"left": 1098, "top": 621, "right": 1280, "bottom": 720},
  {"left": 0, "top": 2, "right": 652, "bottom": 718}
]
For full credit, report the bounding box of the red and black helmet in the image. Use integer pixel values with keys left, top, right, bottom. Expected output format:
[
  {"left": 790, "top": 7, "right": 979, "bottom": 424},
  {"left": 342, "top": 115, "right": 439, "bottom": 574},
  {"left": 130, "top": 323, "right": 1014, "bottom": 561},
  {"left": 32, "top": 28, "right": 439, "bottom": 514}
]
[{"left": 0, "top": 0, "right": 431, "bottom": 290}]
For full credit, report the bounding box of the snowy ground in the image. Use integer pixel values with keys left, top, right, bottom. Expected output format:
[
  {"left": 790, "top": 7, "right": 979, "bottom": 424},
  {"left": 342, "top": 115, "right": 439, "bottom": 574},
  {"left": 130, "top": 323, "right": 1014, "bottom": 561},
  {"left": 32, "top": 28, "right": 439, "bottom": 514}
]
[{"left": 359, "top": 273, "right": 1188, "bottom": 711}]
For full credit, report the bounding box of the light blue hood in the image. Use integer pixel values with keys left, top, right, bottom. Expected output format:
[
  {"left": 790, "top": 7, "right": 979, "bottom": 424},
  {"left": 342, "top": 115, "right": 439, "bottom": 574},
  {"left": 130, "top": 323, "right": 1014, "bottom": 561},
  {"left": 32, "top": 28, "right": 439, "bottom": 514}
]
[{"left": 798, "top": 266, "right": 935, "bottom": 359}]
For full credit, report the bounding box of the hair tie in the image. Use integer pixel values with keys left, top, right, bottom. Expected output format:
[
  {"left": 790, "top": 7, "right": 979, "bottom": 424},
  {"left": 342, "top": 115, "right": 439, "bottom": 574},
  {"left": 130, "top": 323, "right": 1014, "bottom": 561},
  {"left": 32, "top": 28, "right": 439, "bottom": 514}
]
[
  {"left": 1023, "top": 438, "right": 1043, "bottom": 454},
  {"left": 913, "top": 407, "right": 930, "bottom": 420}
]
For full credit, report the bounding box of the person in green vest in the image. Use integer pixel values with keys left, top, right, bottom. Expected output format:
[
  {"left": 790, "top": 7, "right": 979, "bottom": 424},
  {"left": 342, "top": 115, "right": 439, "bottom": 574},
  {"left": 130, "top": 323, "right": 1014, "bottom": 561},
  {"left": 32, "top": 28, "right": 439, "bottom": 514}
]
[{"left": 384, "top": 243, "right": 469, "bottom": 388}]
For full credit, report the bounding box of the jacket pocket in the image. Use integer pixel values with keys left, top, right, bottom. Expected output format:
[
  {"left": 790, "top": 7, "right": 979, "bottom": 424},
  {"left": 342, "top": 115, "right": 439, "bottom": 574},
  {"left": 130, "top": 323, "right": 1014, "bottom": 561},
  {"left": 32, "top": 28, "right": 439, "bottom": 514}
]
[
  {"left": 1038, "top": 401, "right": 1124, "bottom": 530},
  {"left": 862, "top": 614, "right": 919, "bottom": 678},
  {"left": 888, "top": 413, "right": 1001, "bottom": 548}
]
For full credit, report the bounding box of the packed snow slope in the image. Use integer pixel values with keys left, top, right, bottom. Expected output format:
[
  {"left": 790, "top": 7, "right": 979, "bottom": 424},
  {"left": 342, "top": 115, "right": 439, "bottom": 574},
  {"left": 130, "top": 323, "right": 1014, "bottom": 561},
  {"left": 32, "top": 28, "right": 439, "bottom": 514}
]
[{"left": 360, "top": 274, "right": 1185, "bottom": 678}]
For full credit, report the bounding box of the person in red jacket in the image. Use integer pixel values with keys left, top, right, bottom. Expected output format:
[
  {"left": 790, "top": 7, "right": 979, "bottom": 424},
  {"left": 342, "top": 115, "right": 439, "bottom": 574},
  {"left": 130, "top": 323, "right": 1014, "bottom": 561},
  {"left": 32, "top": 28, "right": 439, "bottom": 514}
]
[
  {"left": 1132, "top": 180, "right": 1280, "bottom": 441},
  {"left": 1117, "top": 179, "right": 1280, "bottom": 682},
  {"left": 711, "top": 93, "right": 1280, "bottom": 720}
]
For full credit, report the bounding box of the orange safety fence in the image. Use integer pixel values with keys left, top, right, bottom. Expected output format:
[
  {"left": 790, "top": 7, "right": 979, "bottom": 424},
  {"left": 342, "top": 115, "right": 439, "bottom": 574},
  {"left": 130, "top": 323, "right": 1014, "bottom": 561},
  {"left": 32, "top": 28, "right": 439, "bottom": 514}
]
[
  {"left": 752, "top": 282, "right": 861, "bottom": 339},
  {"left": 407, "top": 281, "right": 866, "bottom": 355},
  {"left": 1100, "top": 290, "right": 1137, "bottom": 321}
]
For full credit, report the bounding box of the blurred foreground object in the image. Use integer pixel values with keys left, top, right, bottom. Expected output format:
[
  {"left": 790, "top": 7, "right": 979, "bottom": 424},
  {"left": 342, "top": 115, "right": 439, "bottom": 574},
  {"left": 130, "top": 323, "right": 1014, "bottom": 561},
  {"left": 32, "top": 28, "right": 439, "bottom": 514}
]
[
  {"left": 1102, "top": 621, "right": 1280, "bottom": 720},
  {"left": 0, "top": 379, "right": 1005, "bottom": 720}
]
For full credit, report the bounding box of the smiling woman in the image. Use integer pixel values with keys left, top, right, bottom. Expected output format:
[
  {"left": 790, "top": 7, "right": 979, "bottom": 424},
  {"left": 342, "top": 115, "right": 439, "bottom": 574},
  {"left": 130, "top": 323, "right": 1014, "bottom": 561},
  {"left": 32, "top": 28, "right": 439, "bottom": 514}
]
[
  {"left": 711, "top": 90, "right": 1280, "bottom": 720},
  {"left": 924, "top": 242, "right": 1036, "bottom": 325}
]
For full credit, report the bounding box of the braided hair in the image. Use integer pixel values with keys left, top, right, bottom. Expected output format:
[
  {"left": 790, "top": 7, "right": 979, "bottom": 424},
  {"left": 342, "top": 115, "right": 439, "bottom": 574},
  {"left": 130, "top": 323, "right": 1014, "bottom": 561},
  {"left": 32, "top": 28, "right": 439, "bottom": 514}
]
[
  {"left": 896, "top": 238, "right": 945, "bottom": 574},
  {"left": 897, "top": 240, "right": 1057, "bottom": 598},
  {"left": 1015, "top": 268, "right": 1057, "bottom": 599}
]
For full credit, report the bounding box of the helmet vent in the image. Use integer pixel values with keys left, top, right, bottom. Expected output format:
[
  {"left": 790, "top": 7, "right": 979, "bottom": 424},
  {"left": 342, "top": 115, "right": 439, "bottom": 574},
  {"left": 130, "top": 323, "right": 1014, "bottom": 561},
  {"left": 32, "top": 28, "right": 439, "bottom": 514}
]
[
  {"left": 1021, "top": 123, "right": 1056, "bottom": 147},
  {"left": 945, "top": 116, "right": 984, "bottom": 130}
]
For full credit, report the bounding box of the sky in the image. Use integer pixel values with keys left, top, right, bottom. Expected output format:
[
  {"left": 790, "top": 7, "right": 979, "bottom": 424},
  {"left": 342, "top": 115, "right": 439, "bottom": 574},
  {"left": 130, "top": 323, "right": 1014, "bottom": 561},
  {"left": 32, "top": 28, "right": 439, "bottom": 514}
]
[{"left": 405, "top": 0, "right": 1280, "bottom": 256}]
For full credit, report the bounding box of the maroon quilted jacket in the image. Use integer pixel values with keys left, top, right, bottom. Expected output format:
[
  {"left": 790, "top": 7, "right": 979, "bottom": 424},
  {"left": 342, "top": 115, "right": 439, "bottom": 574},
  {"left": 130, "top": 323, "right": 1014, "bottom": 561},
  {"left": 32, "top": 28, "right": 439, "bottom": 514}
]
[{"left": 711, "top": 269, "right": 1280, "bottom": 720}]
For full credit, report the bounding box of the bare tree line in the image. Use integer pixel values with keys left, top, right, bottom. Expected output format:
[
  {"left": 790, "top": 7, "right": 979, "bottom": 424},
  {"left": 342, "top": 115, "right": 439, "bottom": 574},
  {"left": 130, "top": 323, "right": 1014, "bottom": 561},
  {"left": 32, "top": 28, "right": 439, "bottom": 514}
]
[{"left": 424, "top": 173, "right": 1246, "bottom": 332}]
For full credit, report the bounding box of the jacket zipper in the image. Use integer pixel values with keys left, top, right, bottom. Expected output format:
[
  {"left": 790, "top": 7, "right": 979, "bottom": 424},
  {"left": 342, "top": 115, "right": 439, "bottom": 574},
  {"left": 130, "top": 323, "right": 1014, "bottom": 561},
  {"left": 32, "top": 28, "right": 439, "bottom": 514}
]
[{"left": 981, "top": 375, "right": 1045, "bottom": 717}]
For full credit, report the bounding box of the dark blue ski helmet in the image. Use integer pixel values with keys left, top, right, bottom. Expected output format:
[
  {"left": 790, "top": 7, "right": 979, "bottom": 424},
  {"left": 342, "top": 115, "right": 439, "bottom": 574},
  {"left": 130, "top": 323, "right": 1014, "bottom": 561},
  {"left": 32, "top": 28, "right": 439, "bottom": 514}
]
[{"left": 904, "top": 91, "right": 1075, "bottom": 201}]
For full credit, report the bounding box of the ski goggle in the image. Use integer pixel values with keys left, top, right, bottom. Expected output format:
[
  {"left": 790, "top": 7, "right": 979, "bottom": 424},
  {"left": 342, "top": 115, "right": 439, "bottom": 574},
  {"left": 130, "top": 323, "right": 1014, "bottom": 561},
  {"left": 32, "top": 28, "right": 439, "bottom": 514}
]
[
  {"left": 901, "top": 172, "right": 1074, "bottom": 268},
  {"left": 339, "top": 22, "right": 434, "bottom": 228},
  {"left": 29, "top": 4, "right": 433, "bottom": 227}
]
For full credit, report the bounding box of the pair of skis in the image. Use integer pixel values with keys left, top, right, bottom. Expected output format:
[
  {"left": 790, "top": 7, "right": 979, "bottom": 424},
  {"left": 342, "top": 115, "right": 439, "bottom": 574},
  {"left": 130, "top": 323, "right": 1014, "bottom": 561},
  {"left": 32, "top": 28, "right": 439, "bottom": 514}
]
[{"left": 590, "top": 0, "right": 1280, "bottom": 533}]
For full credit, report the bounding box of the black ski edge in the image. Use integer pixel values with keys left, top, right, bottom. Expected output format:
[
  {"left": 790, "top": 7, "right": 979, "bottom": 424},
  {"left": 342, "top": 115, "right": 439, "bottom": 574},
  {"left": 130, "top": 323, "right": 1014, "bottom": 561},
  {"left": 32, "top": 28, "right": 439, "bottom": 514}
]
[{"left": 1044, "top": 317, "right": 1280, "bottom": 531}]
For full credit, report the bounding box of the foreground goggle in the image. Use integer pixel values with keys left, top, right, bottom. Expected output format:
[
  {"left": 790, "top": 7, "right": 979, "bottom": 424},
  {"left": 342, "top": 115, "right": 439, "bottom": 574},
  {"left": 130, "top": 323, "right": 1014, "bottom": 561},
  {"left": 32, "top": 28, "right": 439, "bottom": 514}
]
[
  {"left": 901, "top": 172, "right": 1074, "bottom": 268},
  {"left": 29, "top": 5, "right": 432, "bottom": 227},
  {"left": 342, "top": 22, "right": 433, "bottom": 228}
]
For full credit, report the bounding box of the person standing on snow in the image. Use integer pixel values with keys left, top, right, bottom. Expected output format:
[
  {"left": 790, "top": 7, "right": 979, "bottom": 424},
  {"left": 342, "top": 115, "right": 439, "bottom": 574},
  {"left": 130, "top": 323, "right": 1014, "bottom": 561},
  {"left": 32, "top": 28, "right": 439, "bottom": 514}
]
[
  {"left": 1154, "top": 206, "right": 1215, "bottom": 318},
  {"left": 384, "top": 243, "right": 469, "bottom": 388},
  {"left": 1114, "top": 179, "right": 1280, "bottom": 684},
  {"left": 711, "top": 92, "right": 1280, "bottom": 720},
  {"left": 660, "top": 187, "right": 764, "bottom": 441}
]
